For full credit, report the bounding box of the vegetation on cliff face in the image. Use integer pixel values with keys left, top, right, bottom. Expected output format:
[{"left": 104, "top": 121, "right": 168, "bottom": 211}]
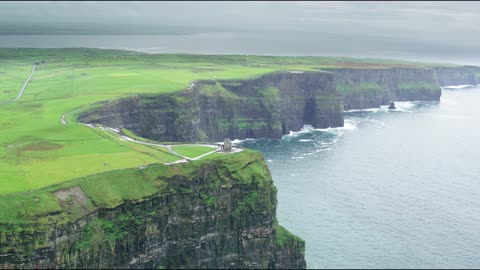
[
  {"left": 0, "top": 150, "right": 306, "bottom": 269},
  {"left": 78, "top": 70, "right": 344, "bottom": 142},
  {"left": 0, "top": 48, "right": 474, "bottom": 194},
  {"left": 1, "top": 48, "right": 478, "bottom": 268},
  {"left": 330, "top": 68, "right": 443, "bottom": 110}
]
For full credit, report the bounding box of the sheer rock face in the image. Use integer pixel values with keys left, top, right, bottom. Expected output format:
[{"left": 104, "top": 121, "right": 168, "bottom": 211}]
[
  {"left": 0, "top": 152, "right": 306, "bottom": 269},
  {"left": 330, "top": 66, "right": 480, "bottom": 110},
  {"left": 80, "top": 66, "right": 475, "bottom": 142},
  {"left": 433, "top": 66, "right": 480, "bottom": 87},
  {"left": 78, "top": 71, "right": 344, "bottom": 142},
  {"left": 328, "top": 67, "right": 442, "bottom": 110}
]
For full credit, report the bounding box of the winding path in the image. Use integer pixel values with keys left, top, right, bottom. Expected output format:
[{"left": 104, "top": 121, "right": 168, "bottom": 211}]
[
  {"left": 58, "top": 79, "right": 242, "bottom": 164},
  {"left": 82, "top": 124, "right": 242, "bottom": 164}
]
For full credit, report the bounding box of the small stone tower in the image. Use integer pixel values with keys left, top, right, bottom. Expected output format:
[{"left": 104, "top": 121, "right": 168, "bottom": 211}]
[{"left": 223, "top": 138, "right": 232, "bottom": 152}]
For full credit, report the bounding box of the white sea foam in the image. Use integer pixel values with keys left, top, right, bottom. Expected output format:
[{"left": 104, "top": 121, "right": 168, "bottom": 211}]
[
  {"left": 231, "top": 139, "right": 246, "bottom": 145},
  {"left": 291, "top": 156, "right": 305, "bottom": 159},
  {"left": 306, "top": 147, "right": 333, "bottom": 156},
  {"left": 283, "top": 125, "right": 315, "bottom": 138},
  {"left": 298, "top": 139, "right": 313, "bottom": 142},
  {"left": 317, "top": 119, "right": 358, "bottom": 132},
  {"left": 393, "top": 101, "right": 416, "bottom": 112},
  {"left": 321, "top": 138, "right": 340, "bottom": 146},
  {"left": 442, "top": 85, "right": 476, "bottom": 90},
  {"left": 344, "top": 107, "right": 382, "bottom": 113},
  {"left": 267, "top": 159, "right": 273, "bottom": 162}
]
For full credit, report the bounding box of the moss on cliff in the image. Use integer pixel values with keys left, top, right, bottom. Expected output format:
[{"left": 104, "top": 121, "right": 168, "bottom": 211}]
[
  {"left": 0, "top": 150, "right": 306, "bottom": 269},
  {"left": 79, "top": 70, "right": 343, "bottom": 142},
  {"left": 329, "top": 67, "right": 442, "bottom": 110}
]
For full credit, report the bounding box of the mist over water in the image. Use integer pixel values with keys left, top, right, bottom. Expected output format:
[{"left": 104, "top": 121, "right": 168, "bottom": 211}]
[
  {"left": 3, "top": 33, "right": 480, "bottom": 267},
  {"left": 0, "top": 34, "right": 478, "bottom": 65},
  {"left": 239, "top": 88, "right": 480, "bottom": 268}
]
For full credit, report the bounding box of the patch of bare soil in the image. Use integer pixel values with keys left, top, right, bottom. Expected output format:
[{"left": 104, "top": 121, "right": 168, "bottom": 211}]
[{"left": 53, "top": 186, "right": 89, "bottom": 215}]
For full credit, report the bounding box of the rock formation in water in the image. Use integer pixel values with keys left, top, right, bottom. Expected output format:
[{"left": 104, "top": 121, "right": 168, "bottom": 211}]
[
  {"left": 388, "top": 102, "right": 396, "bottom": 110},
  {"left": 0, "top": 151, "right": 306, "bottom": 269}
]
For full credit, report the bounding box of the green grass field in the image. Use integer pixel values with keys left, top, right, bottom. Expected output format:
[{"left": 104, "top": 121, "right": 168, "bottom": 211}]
[
  {"left": 0, "top": 48, "right": 460, "bottom": 195},
  {"left": 171, "top": 145, "right": 217, "bottom": 158}
]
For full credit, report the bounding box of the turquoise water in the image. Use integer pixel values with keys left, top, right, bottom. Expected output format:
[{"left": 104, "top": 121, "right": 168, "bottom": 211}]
[{"left": 239, "top": 88, "right": 480, "bottom": 268}]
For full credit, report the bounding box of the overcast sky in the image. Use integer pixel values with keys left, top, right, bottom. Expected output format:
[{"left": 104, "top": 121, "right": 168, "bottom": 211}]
[{"left": 1, "top": 1, "right": 479, "bottom": 64}]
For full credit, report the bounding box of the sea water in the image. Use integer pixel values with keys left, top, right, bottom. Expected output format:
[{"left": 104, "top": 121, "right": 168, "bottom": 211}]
[{"left": 238, "top": 88, "right": 480, "bottom": 268}]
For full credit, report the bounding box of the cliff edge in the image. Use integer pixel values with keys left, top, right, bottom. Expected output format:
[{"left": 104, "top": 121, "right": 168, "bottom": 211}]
[
  {"left": 0, "top": 151, "right": 306, "bottom": 269},
  {"left": 78, "top": 71, "right": 344, "bottom": 142}
]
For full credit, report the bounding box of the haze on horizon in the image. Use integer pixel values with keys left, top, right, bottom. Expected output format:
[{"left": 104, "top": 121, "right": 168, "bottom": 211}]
[{"left": 1, "top": 1, "right": 480, "bottom": 65}]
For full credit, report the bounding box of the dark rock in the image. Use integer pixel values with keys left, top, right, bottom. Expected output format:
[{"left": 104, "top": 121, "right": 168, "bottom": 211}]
[{"left": 388, "top": 102, "right": 396, "bottom": 110}]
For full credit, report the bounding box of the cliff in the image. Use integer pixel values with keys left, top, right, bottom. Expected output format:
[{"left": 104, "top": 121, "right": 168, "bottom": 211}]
[
  {"left": 0, "top": 151, "right": 306, "bottom": 269},
  {"left": 79, "top": 71, "right": 344, "bottom": 142},
  {"left": 433, "top": 66, "right": 480, "bottom": 87},
  {"left": 328, "top": 67, "right": 442, "bottom": 110},
  {"left": 78, "top": 65, "right": 480, "bottom": 141}
]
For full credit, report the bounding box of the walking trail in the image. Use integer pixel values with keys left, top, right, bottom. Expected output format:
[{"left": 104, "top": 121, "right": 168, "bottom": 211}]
[{"left": 0, "top": 63, "right": 36, "bottom": 104}]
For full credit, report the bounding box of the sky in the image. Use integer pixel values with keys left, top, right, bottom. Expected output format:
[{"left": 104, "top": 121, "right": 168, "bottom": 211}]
[{"left": 1, "top": 1, "right": 479, "bottom": 64}]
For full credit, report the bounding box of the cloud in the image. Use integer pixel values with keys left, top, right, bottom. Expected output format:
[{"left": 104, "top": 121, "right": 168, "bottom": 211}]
[{"left": 0, "top": 1, "right": 479, "bottom": 64}]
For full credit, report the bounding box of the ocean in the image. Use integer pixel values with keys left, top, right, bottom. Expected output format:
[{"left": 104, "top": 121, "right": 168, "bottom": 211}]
[
  {"left": 0, "top": 33, "right": 474, "bottom": 65},
  {"left": 238, "top": 87, "right": 480, "bottom": 268},
  {"left": 2, "top": 35, "right": 479, "bottom": 268}
]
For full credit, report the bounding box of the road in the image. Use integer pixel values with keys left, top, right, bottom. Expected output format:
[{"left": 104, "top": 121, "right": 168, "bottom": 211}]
[
  {"left": 0, "top": 63, "right": 36, "bottom": 104},
  {"left": 15, "top": 64, "right": 36, "bottom": 100}
]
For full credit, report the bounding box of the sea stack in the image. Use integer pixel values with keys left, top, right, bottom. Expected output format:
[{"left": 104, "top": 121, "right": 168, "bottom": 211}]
[{"left": 388, "top": 102, "right": 396, "bottom": 110}]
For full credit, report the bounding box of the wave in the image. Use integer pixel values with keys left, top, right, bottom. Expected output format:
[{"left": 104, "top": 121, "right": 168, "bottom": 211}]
[
  {"left": 441, "top": 84, "right": 476, "bottom": 90},
  {"left": 313, "top": 119, "right": 359, "bottom": 133},
  {"left": 282, "top": 125, "right": 316, "bottom": 138},
  {"left": 282, "top": 120, "right": 358, "bottom": 140},
  {"left": 392, "top": 101, "right": 416, "bottom": 112},
  {"left": 231, "top": 138, "right": 258, "bottom": 145},
  {"left": 345, "top": 101, "right": 423, "bottom": 114},
  {"left": 344, "top": 107, "right": 383, "bottom": 113}
]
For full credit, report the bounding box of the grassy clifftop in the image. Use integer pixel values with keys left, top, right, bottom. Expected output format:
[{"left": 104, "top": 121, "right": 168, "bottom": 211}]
[
  {"left": 0, "top": 149, "right": 306, "bottom": 269},
  {"left": 0, "top": 149, "right": 262, "bottom": 225},
  {"left": 0, "top": 48, "right": 471, "bottom": 195}
]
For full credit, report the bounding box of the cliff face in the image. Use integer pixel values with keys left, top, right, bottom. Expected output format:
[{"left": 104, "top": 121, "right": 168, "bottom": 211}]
[
  {"left": 328, "top": 67, "right": 442, "bottom": 110},
  {"left": 433, "top": 66, "right": 480, "bottom": 87},
  {"left": 79, "top": 71, "right": 344, "bottom": 142},
  {"left": 0, "top": 151, "right": 306, "bottom": 269},
  {"left": 78, "top": 66, "right": 480, "bottom": 141}
]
